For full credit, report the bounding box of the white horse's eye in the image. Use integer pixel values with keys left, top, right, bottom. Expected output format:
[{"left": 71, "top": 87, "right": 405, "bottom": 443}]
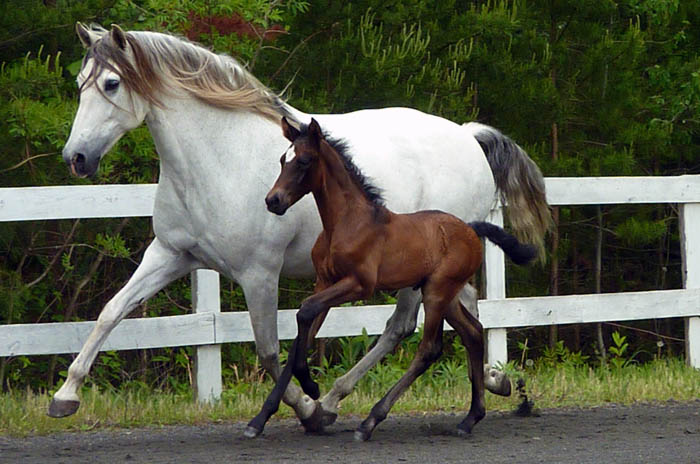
[{"left": 104, "top": 79, "right": 120, "bottom": 92}]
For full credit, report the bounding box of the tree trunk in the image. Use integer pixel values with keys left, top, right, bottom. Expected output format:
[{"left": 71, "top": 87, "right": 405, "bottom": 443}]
[
  {"left": 549, "top": 119, "right": 560, "bottom": 348},
  {"left": 572, "top": 231, "right": 581, "bottom": 351},
  {"left": 595, "top": 205, "right": 606, "bottom": 362},
  {"left": 548, "top": 17, "right": 560, "bottom": 345}
]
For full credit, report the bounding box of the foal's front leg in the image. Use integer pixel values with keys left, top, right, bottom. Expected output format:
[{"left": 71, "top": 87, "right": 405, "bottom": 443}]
[{"left": 245, "top": 277, "right": 363, "bottom": 438}]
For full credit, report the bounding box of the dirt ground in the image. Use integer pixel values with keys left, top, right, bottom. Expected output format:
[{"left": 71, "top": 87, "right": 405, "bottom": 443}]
[{"left": 1, "top": 401, "right": 699, "bottom": 464}]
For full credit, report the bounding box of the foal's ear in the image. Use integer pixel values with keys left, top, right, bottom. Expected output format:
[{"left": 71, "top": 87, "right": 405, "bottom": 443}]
[
  {"left": 110, "top": 24, "right": 128, "bottom": 50},
  {"left": 308, "top": 118, "right": 323, "bottom": 147},
  {"left": 76, "top": 22, "right": 99, "bottom": 49},
  {"left": 281, "top": 117, "right": 300, "bottom": 142}
]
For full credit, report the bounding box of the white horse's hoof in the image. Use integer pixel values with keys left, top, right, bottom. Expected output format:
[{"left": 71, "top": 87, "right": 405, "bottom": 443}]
[
  {"left": 484, "top": 367, "right": 512, "bottom": 397},
  {"left": 47, "top": 398, "right": 80, "bottom": 418}
]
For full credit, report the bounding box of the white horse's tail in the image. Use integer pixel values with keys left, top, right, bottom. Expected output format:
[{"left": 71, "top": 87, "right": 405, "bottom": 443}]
[{"left": 464, "top": 122, "right": 552, "bottom": 260}]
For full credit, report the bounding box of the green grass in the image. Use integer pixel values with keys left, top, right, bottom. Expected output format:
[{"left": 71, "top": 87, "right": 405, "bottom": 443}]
[{"left": 1, "top": 357, "right": 698, "bottom": 437}]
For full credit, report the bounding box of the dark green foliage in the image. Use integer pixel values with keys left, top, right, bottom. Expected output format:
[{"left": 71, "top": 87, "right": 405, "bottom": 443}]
[{"left": 1, "top": 0, "right": 698, "bottom": 393}]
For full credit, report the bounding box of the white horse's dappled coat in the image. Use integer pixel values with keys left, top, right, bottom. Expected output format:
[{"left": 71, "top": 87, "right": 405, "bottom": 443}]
[{"left": 51, "top": 24, "right": 549, "bottom": 428}]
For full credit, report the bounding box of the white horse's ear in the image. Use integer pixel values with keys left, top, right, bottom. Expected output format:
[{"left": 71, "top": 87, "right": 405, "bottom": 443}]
[
  {"left": 76, "top": 22, "right": 99, "bottom": 49},
  {"left": 281, "top": 117, "right": 300, "bottom": 142},
  {"left": 110, "top": 24, "right": 128, "bottom": 50}
]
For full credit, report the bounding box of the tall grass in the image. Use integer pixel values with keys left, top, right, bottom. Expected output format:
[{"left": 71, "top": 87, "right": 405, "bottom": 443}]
[{"left": 2, "top": 357, "right": 698, "bottom": 437}]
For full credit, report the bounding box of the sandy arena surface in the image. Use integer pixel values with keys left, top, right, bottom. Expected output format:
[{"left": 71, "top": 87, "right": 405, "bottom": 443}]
[{"left": 1, "top": 401, "right": 699, "bottom": 464}]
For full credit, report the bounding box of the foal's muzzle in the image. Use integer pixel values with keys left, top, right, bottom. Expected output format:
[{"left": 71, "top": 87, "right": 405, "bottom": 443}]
[{"left": 265, "top": 192, "right": 289, "bottom": 216}]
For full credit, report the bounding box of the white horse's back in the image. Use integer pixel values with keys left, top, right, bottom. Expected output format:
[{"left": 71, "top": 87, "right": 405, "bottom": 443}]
[{"left": 312, "top": 107, "right": 495, "bottom": 218}]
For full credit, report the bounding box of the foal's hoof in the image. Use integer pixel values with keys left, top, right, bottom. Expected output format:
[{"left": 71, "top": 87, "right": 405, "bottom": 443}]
[
  {"left": 47, "top": 398, "right": 80, "bottom": 418},
  {"left": 354, "top": 429, "right": 372, "bottom": 442},
  {"left": 243, "top": 425, "right": 263, "bottom": 438},
  {"left": 456, "top": 410, "right": 484, "bottom": 437}
]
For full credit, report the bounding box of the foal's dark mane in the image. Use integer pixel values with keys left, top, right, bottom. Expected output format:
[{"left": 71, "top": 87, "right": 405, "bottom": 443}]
[{"left": 298, "top": 124, "right": 385, "bottom": 208}]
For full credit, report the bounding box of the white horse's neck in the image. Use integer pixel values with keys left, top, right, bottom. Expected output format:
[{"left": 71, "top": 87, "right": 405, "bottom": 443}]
[
  {"left": 142, "top": 94, "right": 310, "bottom": 269},
  {"left": 145, "top": 96, "right": 288, "bottom": 187}
]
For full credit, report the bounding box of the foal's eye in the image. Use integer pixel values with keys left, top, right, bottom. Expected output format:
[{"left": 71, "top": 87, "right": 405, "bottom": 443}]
[
  {"left": 104, "top": 79, "right": 120, "bottom": 92},
  {"left": 297, "top": 155, "right": 311, "bottom": 166}
]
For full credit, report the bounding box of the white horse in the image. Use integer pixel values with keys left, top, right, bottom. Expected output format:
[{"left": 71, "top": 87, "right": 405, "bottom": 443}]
[{"left": 51, "top": 24, "right": 550, "bottom": 434}]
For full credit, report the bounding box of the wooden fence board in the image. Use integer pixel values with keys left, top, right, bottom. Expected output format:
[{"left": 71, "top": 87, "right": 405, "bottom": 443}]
[{"left": 0, "top": 313, "right": 214, "bottom": 357}]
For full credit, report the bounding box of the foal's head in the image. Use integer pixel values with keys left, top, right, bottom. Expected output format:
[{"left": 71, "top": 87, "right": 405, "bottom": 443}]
[{"left": 265, "top": 117, "right": 325, "bottom": 215}]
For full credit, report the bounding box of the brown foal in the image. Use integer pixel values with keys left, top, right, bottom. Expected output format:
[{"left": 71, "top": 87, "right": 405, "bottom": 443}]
[{"left": 247, "top": 117, "right": 535, "bottom": 441}]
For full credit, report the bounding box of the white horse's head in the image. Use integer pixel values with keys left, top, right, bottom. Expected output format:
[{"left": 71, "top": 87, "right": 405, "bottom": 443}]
[
  {"left": 63, "top": 24, "right": 151, "bottom": 177},
  {"left": 63, "top": 22, "right": 296, "bottom": 178}
]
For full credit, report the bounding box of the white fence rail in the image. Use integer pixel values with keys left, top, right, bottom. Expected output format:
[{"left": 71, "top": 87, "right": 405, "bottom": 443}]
[{"left": 1, "top": 176, "right": 699, "bottom": 402}]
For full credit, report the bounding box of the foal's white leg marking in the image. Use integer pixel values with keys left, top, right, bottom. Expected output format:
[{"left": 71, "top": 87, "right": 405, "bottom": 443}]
[
  {"left": 50, "top": 238, "right": 200, "bottom": 416},
  {"left": 238, "top": 267, "right": 316, "bottom": 420},
  {"left": 319, "top": 288, "right": 422, "bottom": 418},
  {"left": 458, "top": 284, "right": 511, "bottom": 397}
]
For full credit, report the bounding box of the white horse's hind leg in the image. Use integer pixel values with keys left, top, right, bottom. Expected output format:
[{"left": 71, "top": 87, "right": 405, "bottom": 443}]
[
  {"left": 458, "top": 284, "right": 511, "bottom": 397},
  {"left": 48, "top": 238, "right": 201, "bottom": 417},
  {"left": 316, "top": 287, "right": 423, "bottom": 427},
  {"left": 238, "top": 268, "right": 316, "bottom": 424}
]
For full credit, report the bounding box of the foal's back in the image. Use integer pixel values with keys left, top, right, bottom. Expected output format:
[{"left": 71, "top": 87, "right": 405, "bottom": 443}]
[{"left": 374, "top": 210, "right": 483, "bottom": 292}]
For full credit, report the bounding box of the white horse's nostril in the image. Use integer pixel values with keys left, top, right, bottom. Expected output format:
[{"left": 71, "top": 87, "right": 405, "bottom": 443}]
[{"left": 72, "top": 153, "right": 86, "bottom": 165}]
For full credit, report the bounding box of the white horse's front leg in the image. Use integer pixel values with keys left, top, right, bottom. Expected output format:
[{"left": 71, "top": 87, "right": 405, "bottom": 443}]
[
  {"left": 317, "top": 287, "right": 423, "bottom": 426},
  {"left": 48, "top": 238, "right": 201, "bottom": 417},
  {"left": 238, "top": 267, "right": 317, "bottom": 425},
  {"left": 458, "top": 284, "right": 511, "bottom": 397}
]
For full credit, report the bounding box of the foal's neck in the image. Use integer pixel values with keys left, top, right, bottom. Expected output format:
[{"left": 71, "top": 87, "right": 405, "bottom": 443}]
[{"left": 311, "top": 143, "right": 378, "bottom": 235}]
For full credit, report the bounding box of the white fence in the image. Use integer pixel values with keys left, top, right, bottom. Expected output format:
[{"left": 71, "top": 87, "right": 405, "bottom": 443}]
[{"left": 1, "top": 177, "right": 699, "bottom": 403}]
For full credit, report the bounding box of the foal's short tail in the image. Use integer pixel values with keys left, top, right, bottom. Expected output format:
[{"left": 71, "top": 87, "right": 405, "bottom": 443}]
[
  {"left": 469, "top": 221, "right": 537, "bottom": 266},
  {"left": 463, "top": 122, "right": 552, "bottom": 261}
]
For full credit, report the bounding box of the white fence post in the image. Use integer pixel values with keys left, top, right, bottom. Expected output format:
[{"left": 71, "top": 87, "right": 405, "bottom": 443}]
[
  {"left": 680, "top": 203, "right": 700, "bottom": 368},
  {"left": 484, "top": 206, "right": 508, "bottom": 366},
  {"left": 192, "top": 269, "right": 223, "bottom": 402}
]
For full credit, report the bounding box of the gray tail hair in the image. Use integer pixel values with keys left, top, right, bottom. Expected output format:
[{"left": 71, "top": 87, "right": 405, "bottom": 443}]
[{"left": 464, "top": 122, "right": 552, "bottom": 261}]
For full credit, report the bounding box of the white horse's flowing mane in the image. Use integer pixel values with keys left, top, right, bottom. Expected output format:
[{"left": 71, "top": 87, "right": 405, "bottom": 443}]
[{"left": 82, "top": 24, "right": 295, "bottom": 123}]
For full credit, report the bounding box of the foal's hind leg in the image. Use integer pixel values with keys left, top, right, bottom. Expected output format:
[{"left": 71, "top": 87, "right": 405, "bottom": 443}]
[
  {"left": 445, "top": 300, "right": 487, "bottom": 435},
  {"left": 355, "top": 299, "right": 445, "bottom": 441},
  {"left": 458, "top": 285, "right": 511, "bottom": 397}
]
